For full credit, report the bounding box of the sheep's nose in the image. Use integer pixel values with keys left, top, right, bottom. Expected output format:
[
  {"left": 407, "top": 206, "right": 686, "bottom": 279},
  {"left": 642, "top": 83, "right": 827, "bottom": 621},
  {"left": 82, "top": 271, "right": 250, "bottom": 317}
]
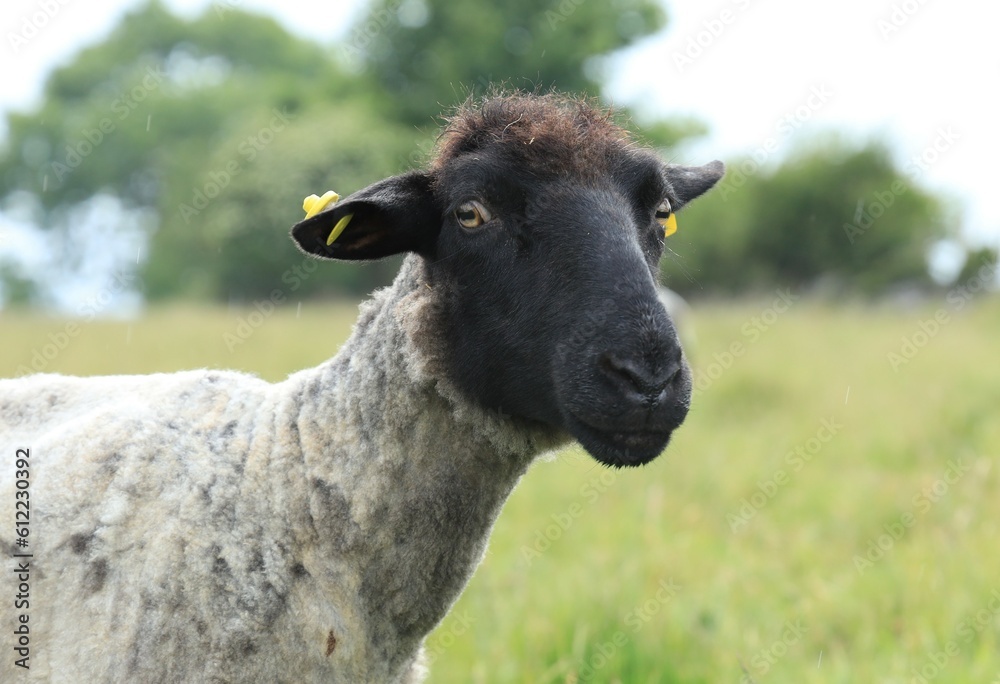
[{"left": 599, "top": 351, "right": 682, "bottom": 406}]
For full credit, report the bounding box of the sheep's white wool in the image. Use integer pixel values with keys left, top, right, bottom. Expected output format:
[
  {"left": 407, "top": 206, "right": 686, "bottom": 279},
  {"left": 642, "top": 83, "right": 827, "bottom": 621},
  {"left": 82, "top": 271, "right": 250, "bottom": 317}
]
[{"left": 0, "top": 257, "right": 564, "bottom": 682}]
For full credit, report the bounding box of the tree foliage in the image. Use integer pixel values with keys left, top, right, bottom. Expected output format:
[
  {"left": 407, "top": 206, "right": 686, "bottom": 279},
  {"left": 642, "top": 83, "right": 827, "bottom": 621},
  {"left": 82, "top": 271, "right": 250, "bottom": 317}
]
[
  {"left": 1, "top": 0, "right": 694, "bottom": 305},
  {"left": 0, "top": 1, "right": 963, "bottom": 307},
  {"left": 352, "top": 0, "right": 667, "bottom": 126},
  {"left": 0, "top": 1, "right": 396, "bottom": 302},
  {"left": 2, "top": 1, "right": 340, "bottom": 209},
  {"left": 147, "top": 101, "right": 418, "bottom": 300},
  {"left": 953, "top": 246, "right": 999, "bottom": 289},
  {"left": 661, "top": 138, "right": 953, "bottom": 296}
]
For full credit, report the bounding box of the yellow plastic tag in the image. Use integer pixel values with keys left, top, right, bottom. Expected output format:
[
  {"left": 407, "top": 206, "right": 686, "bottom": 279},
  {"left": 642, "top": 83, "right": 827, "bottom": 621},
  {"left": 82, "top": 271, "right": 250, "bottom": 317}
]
[
  {"left": 302, "top": 191, "right": 339, "bottom": 219},
  {"left": 664, "top": 213, "right": 678, "bottom": 237},
  {"left": 326, "top": 213, "right": 354, "bottom": 246}
]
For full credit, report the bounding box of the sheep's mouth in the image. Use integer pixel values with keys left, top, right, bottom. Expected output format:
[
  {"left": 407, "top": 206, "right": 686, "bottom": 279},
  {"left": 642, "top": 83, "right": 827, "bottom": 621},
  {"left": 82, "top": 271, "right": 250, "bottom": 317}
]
[{"left": 564, "top": 413, "right": 672, "bottom": 468}]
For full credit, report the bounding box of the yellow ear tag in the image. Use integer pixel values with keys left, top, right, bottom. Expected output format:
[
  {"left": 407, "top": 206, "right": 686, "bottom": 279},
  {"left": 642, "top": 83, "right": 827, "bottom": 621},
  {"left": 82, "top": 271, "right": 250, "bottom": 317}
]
[
  {"left": 664, "top": 213, "right": 678, "bottom": 237},
  {"left": 302, "top": 190, "right": 340, "bottom": 220},
  {"left": 326, "top": 213, "right": 354, "bottom": 246}
]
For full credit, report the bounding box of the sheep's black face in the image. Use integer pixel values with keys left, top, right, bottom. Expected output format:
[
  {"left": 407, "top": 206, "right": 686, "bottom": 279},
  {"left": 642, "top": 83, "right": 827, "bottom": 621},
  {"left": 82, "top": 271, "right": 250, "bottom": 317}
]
[
  {"left": 429, "top": 152, "right": 722, "bottom": 467},
  {"left": 290, "top": 95, "right": 723, "bottom": 468}
]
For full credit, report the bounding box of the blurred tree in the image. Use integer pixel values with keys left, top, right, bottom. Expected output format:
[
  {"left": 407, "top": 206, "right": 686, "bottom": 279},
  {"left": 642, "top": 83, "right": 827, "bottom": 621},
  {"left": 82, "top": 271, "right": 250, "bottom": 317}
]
[
  {"left": 148, "top": 101, "right": 418, "bottom": 300},
  {"left": 353, "top": 0, "right": 671, "bottom": 127},
  {"left": 1, "top": 1, "right": 346, "bottom": 209},
  {"left": 953, "top": 246, "right": 998, "bottom": 288},
  {"left": 661, "top": 138, "right": 954, "bottom": 296},
  {"left": 6, "top": 2, "right": 958, "bottom": 304},
  {"left": 2, "top": 0, "right": 698, "bottom": 305},
  {"left": 0, "top": 1, "right": 385, "bottom": 303},
  {"left": 0, "top": 264, "right": 33, "bottom": 307}
]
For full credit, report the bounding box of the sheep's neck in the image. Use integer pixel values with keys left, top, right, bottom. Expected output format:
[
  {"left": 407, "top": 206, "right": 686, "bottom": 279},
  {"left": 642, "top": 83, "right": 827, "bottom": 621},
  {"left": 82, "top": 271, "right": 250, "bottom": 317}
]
[{"left": 288, "top": 257, "right": 555, "bottom": 666}]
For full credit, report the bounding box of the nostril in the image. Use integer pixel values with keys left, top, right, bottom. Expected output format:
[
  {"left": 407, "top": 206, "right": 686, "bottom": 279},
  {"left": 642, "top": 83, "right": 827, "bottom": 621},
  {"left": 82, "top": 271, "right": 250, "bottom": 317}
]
[
  {"left": 599, "top": 353, "right": 645, "bottom": 393},
  {"left": 599, "top": 352, "right": 678, "bottom": 401},
  {"left": 665, "top": 363, "right": 682, "bottom": 387}
]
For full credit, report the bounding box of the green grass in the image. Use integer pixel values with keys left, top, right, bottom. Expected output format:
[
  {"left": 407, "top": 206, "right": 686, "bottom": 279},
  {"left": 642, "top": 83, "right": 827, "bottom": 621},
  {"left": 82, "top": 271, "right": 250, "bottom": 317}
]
[{"left": 3, "top": 297, "right": 999, "bottom": 683}]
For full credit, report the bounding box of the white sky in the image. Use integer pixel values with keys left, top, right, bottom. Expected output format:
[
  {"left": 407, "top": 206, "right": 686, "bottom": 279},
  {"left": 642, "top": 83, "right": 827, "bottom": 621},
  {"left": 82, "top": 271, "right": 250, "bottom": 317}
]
[{"left": 1, "top": 0, "right": 998, "bottom": 249}]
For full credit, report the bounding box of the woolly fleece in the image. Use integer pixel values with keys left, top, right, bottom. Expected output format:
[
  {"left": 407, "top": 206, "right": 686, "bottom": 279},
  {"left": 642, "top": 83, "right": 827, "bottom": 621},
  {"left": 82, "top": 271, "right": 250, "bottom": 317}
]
[{"left": 0, "top": 257, "right": 564, "bottom": 682}]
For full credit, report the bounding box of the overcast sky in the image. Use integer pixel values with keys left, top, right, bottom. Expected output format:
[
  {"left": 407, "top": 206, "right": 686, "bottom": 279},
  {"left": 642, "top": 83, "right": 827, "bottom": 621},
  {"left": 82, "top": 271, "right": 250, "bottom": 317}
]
[{"left": 2, "top": 0, "right": 998, "bottom": 250}]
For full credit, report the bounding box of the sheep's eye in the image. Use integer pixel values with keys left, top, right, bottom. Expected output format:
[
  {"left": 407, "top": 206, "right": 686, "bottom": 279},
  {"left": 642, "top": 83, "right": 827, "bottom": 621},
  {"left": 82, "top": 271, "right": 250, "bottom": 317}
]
[
  {"left": 455, "top": 201, "right": 491, "bottom": 229},
  {"left": 654, "top": 199, "right": 672, "bottom": 221},
  {"left": 654, "top": 199, "right": 677, "bottom": 237}
]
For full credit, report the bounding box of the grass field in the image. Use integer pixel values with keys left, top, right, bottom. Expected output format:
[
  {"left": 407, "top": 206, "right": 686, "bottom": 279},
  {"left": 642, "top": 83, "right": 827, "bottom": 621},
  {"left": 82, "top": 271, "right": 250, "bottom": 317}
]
[{"left": 2, "top": 295, "right": 999, "bottom": 683}]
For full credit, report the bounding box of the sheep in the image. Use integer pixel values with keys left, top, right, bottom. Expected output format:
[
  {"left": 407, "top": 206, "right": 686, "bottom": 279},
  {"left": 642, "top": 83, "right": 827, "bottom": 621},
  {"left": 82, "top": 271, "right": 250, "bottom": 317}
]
[{"left": 0, "top": 92, "right": 723, "bottom": 683}]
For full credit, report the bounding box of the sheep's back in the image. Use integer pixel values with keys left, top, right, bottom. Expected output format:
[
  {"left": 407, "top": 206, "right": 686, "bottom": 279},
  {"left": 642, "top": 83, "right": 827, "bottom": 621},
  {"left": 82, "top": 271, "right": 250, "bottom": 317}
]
[{"left": 0, "top": 370, "right": 323, "bottom": 681}]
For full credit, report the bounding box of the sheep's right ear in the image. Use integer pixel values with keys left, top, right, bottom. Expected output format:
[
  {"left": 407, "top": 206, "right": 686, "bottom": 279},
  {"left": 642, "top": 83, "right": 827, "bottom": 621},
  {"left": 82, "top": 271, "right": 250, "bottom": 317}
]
[
  {"left": 667, "top": 160, "right": 725, "bottom": 210},
  {"left": 290, "top": 171, "right": 440, "bottom": 261}
]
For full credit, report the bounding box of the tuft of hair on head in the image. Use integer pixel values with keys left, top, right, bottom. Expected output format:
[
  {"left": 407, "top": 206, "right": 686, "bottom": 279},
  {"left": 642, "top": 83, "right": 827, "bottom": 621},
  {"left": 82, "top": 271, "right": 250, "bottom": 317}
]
[{"left": 431, "top": 89, "right": 635, "bottom": 175}]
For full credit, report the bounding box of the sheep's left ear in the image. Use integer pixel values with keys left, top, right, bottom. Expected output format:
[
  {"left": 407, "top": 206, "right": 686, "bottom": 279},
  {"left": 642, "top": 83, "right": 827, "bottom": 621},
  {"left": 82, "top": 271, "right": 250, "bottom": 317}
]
[
  {"left": 290, "top": 171, "right": 440, "bottom": 261},
  {"left": 668, "top": 160, "right": 725, "bottom": 210}
]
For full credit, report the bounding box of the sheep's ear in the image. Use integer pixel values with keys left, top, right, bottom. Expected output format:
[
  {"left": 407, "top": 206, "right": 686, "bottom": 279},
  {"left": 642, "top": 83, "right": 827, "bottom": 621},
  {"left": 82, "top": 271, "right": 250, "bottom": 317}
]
[
  {"left": 290, "top": 171, "right": 440, "bottom": 261},
  {"left": 668, "top": 160, "right": 725, "bottom": 209}
]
